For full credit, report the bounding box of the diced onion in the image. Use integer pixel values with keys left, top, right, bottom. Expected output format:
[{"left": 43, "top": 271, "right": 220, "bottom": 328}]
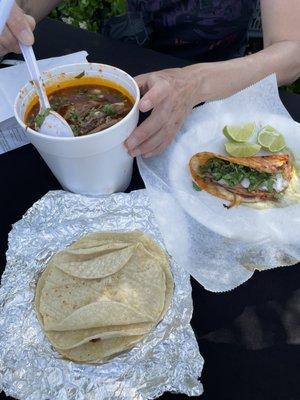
[{"left": 241, "top": 178, "right": 250, "bottom": 188}]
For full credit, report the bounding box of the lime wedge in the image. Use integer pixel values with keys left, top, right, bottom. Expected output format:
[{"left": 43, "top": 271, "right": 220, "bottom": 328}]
[
  {"left": 257, "top": 125, "right": 286, "bottom": 152},
  {"left": 257, "top": 130, "right": 276, "bottom": 148},
  {"left": 225, "top": 142, "right": 261, "bottom": 157},
  {"left": 262, "top": 125, "right": 278, "bottom": 133},
  {"left": 269, "top": 134, "right": 286, "bottom": 152},
  {"left": 223, "top": 123, "right": 255, "bottom": 142}
]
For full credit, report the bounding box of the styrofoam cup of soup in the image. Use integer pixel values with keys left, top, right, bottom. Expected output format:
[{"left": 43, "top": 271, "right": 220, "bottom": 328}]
[{"left": 14, "top": 63, "right": 140, "bottom": 195}]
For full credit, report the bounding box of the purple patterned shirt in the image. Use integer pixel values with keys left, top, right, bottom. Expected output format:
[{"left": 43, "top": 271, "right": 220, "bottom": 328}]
[{"left": 127, "top": 0, "right": 257, "bottom": 61}]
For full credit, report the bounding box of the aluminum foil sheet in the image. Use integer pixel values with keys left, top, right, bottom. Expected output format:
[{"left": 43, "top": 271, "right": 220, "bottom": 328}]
[{"left": 0, "top": 189, "right": 203, "bottom": 400}]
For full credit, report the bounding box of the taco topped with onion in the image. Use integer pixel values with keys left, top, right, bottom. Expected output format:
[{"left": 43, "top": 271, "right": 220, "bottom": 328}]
[{"left": 189, "top": 152, "right": 293, "bottom": 208}]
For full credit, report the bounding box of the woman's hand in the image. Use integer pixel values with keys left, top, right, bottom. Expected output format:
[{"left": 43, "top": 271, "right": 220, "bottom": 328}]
[
  {"left": 125, "top": 68, "right": 199, "bottom": 158},
  {"left": 0, "top": 2, "right": 35, "bottom": 57}
]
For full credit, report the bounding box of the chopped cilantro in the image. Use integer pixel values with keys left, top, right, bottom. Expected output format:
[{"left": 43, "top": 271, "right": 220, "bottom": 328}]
[
  {"left": 50, "top": 96, "right": 67, "bottom": 110},
  {"left": 34, "top": 108, "right": 52, "bottom": 130},
  {"left": 102, "top": 103, "right": 116, "bottom": 116},
  {"left": 201, "top": 158, "right": 277, "bottom": 193},
  {"left": 88, "top": 93, "right": 102, "bottom": 101},
  {"left": 193, "top": 182, "right": 202, "bottom": 191},
  {"left": 274, "top": 192, "right": 284, "bottom": 201},
  {"left": 69, "top": 107, "right": 80, "bottom": 123},
  {"left": 70, "top": 124, "right": 81, "bottom": 136},
  {"left": 75, "top": 71, "right": 85, "bottom": 79}
]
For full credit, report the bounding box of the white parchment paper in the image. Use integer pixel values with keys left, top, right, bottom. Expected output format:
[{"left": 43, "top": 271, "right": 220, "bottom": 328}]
[{"left": 138, "top": 74, "right": 300, "bottom": 292}]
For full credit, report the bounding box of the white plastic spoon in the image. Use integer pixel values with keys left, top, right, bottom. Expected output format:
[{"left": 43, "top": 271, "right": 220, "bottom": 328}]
[
  {"left": 0, "top": 0, "right": 14, "bottom": 34},
  {"left": 19, "top": 43, "right": 74, "bottom": 137}
]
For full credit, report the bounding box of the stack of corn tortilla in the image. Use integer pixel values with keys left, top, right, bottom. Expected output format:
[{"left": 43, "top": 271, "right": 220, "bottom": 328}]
[{"left": 35, "top": 230, "right": 174, "bottom": 363}]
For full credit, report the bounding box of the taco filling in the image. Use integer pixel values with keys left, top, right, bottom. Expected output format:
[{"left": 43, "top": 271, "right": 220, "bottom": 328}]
[{"left": 189, "top": 152, "right": 293, "bottom": 208}]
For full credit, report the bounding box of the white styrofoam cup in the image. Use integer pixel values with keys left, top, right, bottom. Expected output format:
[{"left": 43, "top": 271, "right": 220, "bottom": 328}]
[{"left": 14, "top": 63, "right": 140, "bottom": 195}]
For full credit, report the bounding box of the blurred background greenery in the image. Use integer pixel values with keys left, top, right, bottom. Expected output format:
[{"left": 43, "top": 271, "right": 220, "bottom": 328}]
[
  {"left": 50, "top": 0, "right": 299, "bottom": 94},
  {"left": 50, "top": 0, "right": 127, "bottom": 32}
]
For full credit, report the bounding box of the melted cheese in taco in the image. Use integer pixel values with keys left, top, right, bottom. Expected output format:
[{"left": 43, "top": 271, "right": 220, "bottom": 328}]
[{"left": 189, "top": 152, "right": 293, "bottom": 208}]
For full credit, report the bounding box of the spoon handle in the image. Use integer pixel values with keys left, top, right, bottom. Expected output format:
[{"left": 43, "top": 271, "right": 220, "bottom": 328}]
[
  {"left": 0, "top": 0, "right": 14, "bottom": 35},
  {"left": 19, "top": 43, "right": 51, "bottom": 109}
]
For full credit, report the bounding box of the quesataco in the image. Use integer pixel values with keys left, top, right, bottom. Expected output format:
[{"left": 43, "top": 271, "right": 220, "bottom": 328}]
[{"left": 189, "top": 152, "right": 293, "bottom": 208}]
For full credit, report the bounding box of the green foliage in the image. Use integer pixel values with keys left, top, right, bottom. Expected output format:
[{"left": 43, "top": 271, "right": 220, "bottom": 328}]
[{"left": 50, "top": 0, "right": 127, "bottom": 32}]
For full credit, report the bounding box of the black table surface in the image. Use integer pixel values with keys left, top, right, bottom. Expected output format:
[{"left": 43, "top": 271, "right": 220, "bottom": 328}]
[{"left": 1, "top": 18, "right": 300, "bottom": 400}]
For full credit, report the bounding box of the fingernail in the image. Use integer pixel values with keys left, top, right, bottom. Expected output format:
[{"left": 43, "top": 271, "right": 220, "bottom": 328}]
[
  {"left": 140, "top": 99, "right": 153, "bottom": 112},
  {"left": 125, "top": 137, "right": 139, "bottom": 151},
  {"left": 124, "top": 140, "right": 132, "bottom": 150},
  {"left": 131, "top": 148, "right": 142, "bottom": 157},
  {"left": 19, "top": 29, "right": 34, "bottom": 45}
]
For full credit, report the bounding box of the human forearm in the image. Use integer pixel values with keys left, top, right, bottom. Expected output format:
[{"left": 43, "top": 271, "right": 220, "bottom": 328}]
[
  {"left": 16, "top": 0, "right": 61, "bottom": 22},
  {"left": 125, "top": 39, "right": 300, "bottom": 157},
  {"left": 186, "top": 40, "right": 300, "bottom": 106}
]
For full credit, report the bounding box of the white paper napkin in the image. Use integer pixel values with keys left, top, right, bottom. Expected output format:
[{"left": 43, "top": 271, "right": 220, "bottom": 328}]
[{"left": 0, "top": 51, "right": 88, "bottom": 122}]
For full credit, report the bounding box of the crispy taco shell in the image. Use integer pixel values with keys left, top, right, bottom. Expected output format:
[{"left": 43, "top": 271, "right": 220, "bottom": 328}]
[{"left": 189, "top": 152, "right": 292, "bottom": 208}]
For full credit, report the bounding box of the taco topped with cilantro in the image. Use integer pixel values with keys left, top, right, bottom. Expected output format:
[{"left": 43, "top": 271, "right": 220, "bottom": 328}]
[{"left": 189, "top": 152, "right": 293, "bottom": 208}]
